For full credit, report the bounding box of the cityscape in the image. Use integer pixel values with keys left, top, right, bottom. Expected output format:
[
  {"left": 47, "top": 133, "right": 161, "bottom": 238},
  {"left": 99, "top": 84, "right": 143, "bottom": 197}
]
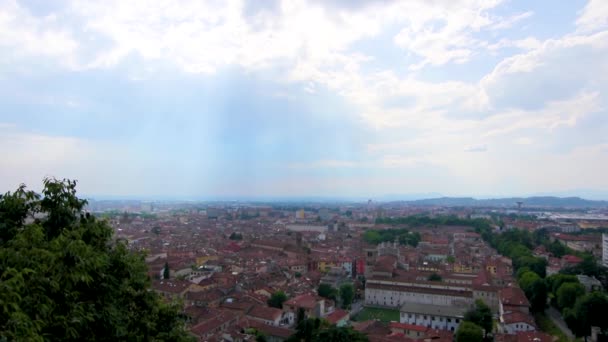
[
  {"left": 93, "top": 196, "right": 608, "bottom": 341},
  {"left": 2, "top": 0, "right": 608, "bottom": 341}
]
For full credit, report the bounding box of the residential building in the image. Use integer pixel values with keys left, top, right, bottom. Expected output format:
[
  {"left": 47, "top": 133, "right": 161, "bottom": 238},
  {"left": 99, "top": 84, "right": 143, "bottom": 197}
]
[{"left": 399, "top": 302, "right": 466, "bottom": 332}]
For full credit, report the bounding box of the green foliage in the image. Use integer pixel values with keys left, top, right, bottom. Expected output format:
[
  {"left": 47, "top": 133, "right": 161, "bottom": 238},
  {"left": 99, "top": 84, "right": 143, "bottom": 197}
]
[
  {"left": 317, "top": 326, "right": 368, "bottom": 342},
  {"left": 0, "top": 184, "right": 40, "bottom": 245},
  {"left": 245, "top": 328, "right": 267, "bottom": 342},
  {"left": 534, "top": 312, "right": 571, "bottom": 342},
  {"left": 318, "top": 284, "right": 338, "bottom": 301},
  {"left": 546, "top": 240, "right": 568, "bottom": 258},
  {"left": 352, "top": 308, "right": 399, "bottom": 323},
  {"left": 339, "top": 283, "right": 354, "bottom": 309},
  {"left": 296, "top": 308, "right": 306, "bottom": 325},
  {"left": 515, "top": 256, "right": 547, "bottom": 278},
  {"left": 464, "top": 299, "right": 493, "bottom": 336},
  {"left": 455, "top": 321, "right": 483, "bottom": 342},
  {"left": 268, "top": 291, "right": 288, "bottom": 309},
  {"left": 518, "top": 271, "right": 547, "bottom": 313},
  {"left": 362, "top": 228, "right": 420, "bottom": 247},
  {"left": 446, "top": 255, "right": 456, "bottom": 264},
  {"left": 295, "top": 272, "right": 302, "bottom": 278},
  {"left": 560, "top": 256, "right": 608, "bottom": 291},
  {"left": 163, "top": 262, "right": 170, "bottom": 280},
  {"left": 287, "top": 318, "right": 368, "bottom": 342},
  {"left": 556, "top": 282, "right": 585, "bottom": 310},
  {"left": 546, "top": 274, "right": 579, "bottom": 294},
  {"left": 0, "top": 178, "right": 193, "bottom": 341},
  {"left": 566, "top": 291, "right": 608, "bottom": 337},
  {"left": 229, "top": 232, "right": 243, "bottom": 240},
  {"left": 427, "top": 273, "right": 442, "bottom": 282}
]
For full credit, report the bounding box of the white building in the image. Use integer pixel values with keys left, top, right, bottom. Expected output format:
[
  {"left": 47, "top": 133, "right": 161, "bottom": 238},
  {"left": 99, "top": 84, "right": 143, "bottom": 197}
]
[
  {"left": 500, "top": 311, "right": 536, "bottom": 334},
  {"left": 365, "top": 279, "right": 473, "bottom": 308},
  {"left": 399, "top": 302, "right": 466, "bottom": 332}
]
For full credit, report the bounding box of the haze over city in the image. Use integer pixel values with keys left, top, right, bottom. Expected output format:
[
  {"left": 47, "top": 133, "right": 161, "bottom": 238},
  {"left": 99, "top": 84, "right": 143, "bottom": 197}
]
[{"left": 1, "top": 0, "right": 608, "bottom": 199}]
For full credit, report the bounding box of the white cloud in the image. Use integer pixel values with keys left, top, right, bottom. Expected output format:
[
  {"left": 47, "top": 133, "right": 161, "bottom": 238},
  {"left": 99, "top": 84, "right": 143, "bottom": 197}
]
[
  {"left": 490, "top": 11, "right": 533, "bottom": 30},
  {"left": 576, "top": 0, "right": 608, "bottom": 33},
  {"left": 480, "top": 30, "right": 608, "bottom": 110},
  {"left": 286, "top": 159, "right": 357, "bottom": 169},
  {"left": 487, "top": 37, "right": 542, "bottom": 51},
  {"left": 464, "top": 145, "right": 487, "bottom": 152},
  {"left": 1, "top": 0, "right": 608, "bottom": 195},
  {"left": 0, "top": 0, "right": 78, "bottom": 67}
]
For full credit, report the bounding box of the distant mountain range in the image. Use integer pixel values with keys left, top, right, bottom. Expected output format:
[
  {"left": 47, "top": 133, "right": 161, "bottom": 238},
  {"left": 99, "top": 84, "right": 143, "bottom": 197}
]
[{"left": 401, "top": 196, "right": 608, "bottom": 208}]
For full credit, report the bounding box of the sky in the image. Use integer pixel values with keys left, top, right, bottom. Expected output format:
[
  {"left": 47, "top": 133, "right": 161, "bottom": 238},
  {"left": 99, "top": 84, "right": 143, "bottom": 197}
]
[{"left": 1, "top": 0, "right": 608, "bottom": 200}]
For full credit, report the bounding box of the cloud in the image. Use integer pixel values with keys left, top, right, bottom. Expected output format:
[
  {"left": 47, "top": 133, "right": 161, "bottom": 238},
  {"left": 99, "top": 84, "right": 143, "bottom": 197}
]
[
  {"left": 480, "top": 31, "right": 608, "bottom": 110},
  {"left": 0, "top": 0, "right": 78, "bottom": 67},
  {"left": 1, "top": 0, "right": 608, "bottom": 196},
  {"left": 286, "top": 159, "right": 357, "bottom": 169},
  {"left": 514, "top": 137, "right": 534, "bottom": 145},
  {"left": 487, "top": 37, "right": 542, "bottom": 52},
  {"left": 464, "top": 145, "right": 487, "bottom": 152},
  {"left": 576, "top": 0, "right": 608, "bottom": 33},
  {"left": 490, "top": 11, "right": 533, "bottom": 30}
]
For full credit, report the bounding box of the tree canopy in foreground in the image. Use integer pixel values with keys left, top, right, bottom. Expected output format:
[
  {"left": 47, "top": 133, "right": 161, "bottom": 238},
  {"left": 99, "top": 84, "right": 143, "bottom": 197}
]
[{"left": 0, "top": 178, "right": 193, "bottom": 341}]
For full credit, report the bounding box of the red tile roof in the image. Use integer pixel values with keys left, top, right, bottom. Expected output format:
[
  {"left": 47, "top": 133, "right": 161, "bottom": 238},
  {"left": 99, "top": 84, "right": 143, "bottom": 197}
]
[
  {"left": 502, "top": 311, "right": 536, "bottom": 327},
  {"left": 515, "top": 331, "right": 553, "bottom": 342},
  {"left": 245, "top": 319, "right": 295, "bottom": 339},
  {"left": 388, "top": 322, "right": 428, "bottom": 332},
  {"left": 325, "top": 309, "right": 350, "bottom": 324},
  {"left": 499, "top": 286, "right": 530, "bottom": 307},
  {"left": 247, "top": 306, "right": 282, "bottom": 321},
  {"left": 284, "top": 293, "right": 319, "bottom": 309}
]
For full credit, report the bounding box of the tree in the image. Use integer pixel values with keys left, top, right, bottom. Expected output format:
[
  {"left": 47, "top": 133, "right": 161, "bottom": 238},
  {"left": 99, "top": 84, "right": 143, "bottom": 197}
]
[
  {"left": 428, "top": 273, "right": 442, "bottom": 282},
  {"left": 464, "top": 299, "right": 493, "bottom": 336},
  {"left": 163, "top": 262, "right": 171, "bottom": 279},
  {"left": 0, "top": 178, "right": 192, "bottom": 341},
  {"left": 287, "top": 318, "right": 368, "bottom": 342},
  {"left": 455, "top": 321, "right": 483, "bottom": 342},
  {"left": 296, "top": 307, "right": 306, "bottom": 325},
  {"left": 339, "top": 283, "right": 354, "bottom": 309},
  {"left": 546, "top": 274, "right": 579, "bottom": 294},
  {"left": 229, "top": 232, "right": 242, "bottom": 240},
  {"left": 245, "top": 328, "right": 267, "bottom": 342},
  {"left": 268, "top": 291, "right": 288, "bottom": 309},
  {"left": 516, "top": 256, "right": 547, "bottom": 278},
  {"left": 317, "top": 326, "right": 368, "bottom": 342},
  {"left": 151, "top": 226, "right": 161, "bottom": 235},
  {"left": 287, "top": 317, "right": 325, "bottom": 342},
  {"left": 568, "top": 291, "right": 608, "bottom": 337},
  {"left": 518, "top": 271, "right": 547, "bottom": 312},
  {"left": 556, "top": 282, "right": 585, "bottom": 311},
  {"left": 318, "top": 284, "right": 338, "bottom": 301}
]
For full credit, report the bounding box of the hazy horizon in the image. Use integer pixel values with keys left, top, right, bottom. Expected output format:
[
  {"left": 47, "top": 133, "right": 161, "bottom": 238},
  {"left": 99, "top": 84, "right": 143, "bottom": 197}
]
[
  {"left": 2, "top": 0, "right": 608, "bottom": 198},
  {"left": 79, "top": 190, "right": 608, "bottom": 202}
]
